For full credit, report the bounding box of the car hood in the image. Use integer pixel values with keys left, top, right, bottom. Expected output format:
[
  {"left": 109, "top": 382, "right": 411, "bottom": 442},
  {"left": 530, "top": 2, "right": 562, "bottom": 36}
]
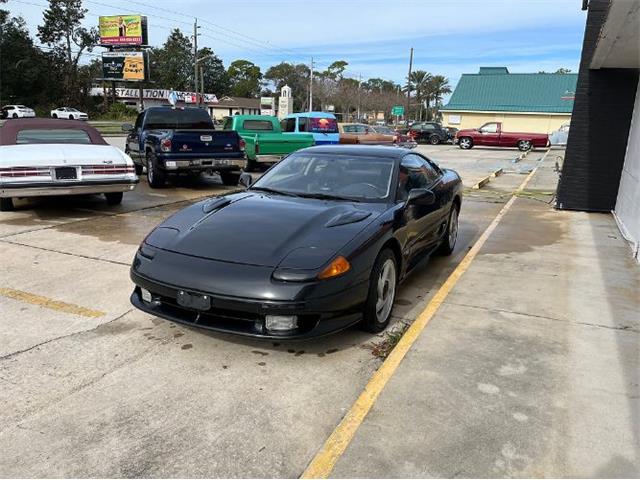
[{"left": 147, "top": 192, "right": 386, "bottom": 268}]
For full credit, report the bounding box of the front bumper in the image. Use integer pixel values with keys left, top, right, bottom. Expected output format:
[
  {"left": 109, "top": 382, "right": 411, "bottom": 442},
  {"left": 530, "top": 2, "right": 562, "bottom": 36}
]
[
  {"left": 129, "top": 268, "right": 367, "bottom": 340},
  {"left": 0, "top": 179, "right": 138, "bottom": 198}
]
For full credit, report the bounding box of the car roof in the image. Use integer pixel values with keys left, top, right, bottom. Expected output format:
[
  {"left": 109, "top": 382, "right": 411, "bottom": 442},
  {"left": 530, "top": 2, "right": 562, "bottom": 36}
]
[
  {"left": 299, "top": 145, "right": 409, "bottom": 158},
  {"left": 284, "top": 111, "right": 336, "bottom": 119},
  {"left": 0, "top": 118, "right": 107, "bottom": 145}
]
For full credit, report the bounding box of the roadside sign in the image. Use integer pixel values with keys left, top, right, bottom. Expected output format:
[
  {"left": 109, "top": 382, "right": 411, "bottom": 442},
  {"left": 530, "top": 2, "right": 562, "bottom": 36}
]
[
  {"left": 101, "top": 51, "right": 148, "bottom": 81},
  {"left": 99, "top": 15, "right": 148, "bottom": 46},
  {"left": 391, "top": 105, "right": 404, "bottom": 116}
]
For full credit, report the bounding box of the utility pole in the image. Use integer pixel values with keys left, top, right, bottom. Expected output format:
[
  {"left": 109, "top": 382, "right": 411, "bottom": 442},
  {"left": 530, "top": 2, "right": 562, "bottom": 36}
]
[
  {"left": 193, "top": 18, "right": 199, "bottom": 97},
  {"left": 356, "top": 74, "right": 362, "bottom": 121},
  {"left": 309, "top": 57, "right": 314, "bottom": 112},
  {"left": 406, "top": 47, "right": 413, "bottom": 124}
]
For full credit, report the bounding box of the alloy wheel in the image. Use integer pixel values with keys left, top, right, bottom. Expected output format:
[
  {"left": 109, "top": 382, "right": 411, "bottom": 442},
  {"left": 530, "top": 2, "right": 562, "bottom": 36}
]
[
  {"left": 449, "top": 208, "right": 458, "bottom": 249},
  {"left": 375, "top": 258, "right": 397, "bottom": 323},
  {"left": 460, "top": 138, "right": 471, "bottom": 149}
]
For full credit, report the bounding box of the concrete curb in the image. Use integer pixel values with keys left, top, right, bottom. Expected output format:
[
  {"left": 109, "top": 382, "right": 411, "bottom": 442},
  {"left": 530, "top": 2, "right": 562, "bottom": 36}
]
[{"left": 472, "top": 168, "right": 503, "bottom": 190}]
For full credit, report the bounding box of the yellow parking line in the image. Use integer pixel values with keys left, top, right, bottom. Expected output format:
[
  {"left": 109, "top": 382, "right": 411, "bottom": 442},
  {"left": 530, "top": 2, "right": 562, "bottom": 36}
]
[
  {"left": 301, "top": 163, "right": 542, "bottom": 479},
  {"left": 0, "top": 288, "right": 105, "bottom": 318}
]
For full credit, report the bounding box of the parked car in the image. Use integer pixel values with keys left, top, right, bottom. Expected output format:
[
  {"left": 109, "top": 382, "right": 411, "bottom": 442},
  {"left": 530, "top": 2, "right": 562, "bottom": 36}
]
[
  {"left": 445, "top": 127, "right": 459, "bottom": 142},
  {"left": 369, "top": 125, "right": 417, "bottom": 149},
  {"left": 338, "top": 123, "right": 395, "bottom": 145},
  {"left": 50, "top": 107, "right": 88, "bottom": 121},
  {"left": 0, "top": 118, "right": 138, "bottom": 211},
  {"left": 456, "top": 122, "right": 550, "bottom": 151},
  {"left": 1, "top": 105, "right": 36, "bottom": 119},
  {"left": 407, "top": 122, "right": 449, "bottom": 145},
  {"left": 223, "top": 114, "right": 314, "bottom": 171},
  {"left": 130, "top": 145, "right": 463, "bottom": 339},
  {"left": 549, "top": 122, "right": 570, "bottom": 146},
  {"left": 281, "top": 112, "right": 340, "bottom": 145},
  {"left": 123, "top": 107, "right": 246, "bottom": 188}
]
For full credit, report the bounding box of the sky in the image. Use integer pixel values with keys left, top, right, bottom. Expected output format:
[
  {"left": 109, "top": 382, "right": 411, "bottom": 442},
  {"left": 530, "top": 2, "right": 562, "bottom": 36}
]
[{"left": 7, "top": 0, "right": 587, "bottom": 94}]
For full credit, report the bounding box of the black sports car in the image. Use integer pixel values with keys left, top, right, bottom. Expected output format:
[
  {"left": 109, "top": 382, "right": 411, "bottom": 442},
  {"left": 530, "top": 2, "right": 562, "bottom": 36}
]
[{"left": 130, "top": 145, "right": 463, "bottom": 339}]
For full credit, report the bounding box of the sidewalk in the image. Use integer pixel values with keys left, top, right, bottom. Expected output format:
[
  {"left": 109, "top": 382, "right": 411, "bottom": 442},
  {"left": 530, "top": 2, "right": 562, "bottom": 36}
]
[{"left": 328, "top": 160, "right": 640, "bottom": 477}]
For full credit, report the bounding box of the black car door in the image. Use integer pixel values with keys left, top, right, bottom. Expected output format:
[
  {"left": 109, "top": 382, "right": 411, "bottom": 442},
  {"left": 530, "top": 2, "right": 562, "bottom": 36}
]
[
  {"left": 396, "top": 154, "right": 445, "bottom": 260},
  {"left": 127, "top": 112, "right": 144, "bottom": 160}
]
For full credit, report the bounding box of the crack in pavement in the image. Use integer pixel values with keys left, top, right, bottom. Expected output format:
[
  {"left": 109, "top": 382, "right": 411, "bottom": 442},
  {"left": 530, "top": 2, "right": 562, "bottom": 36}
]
[
  {"left": 0, "top": 239, "right": 132, "bottom": 266},
  {"left": 443, "top": 300, "right": 639, "bottom": 334},
  {"left": 0, "top": 308, "right": 135, "bottom": 362}
]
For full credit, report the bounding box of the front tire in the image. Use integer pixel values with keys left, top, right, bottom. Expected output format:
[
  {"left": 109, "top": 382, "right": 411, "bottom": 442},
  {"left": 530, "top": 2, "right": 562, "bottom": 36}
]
[
  {"left": 361, "top": 249, "right": 398, "bottom": 333},
  {"left": 105, "top": 192, "right": 123, "bottom": 205},
  {"left": 517, "top": 140, "right": 532, "bottom": 151},
  {"left": 459, "top": 137, "right": 473, "bottom": 149},
  {"left": 437, "top": 204, "right": 459, "bottom": 256},
  {"left": 220, "top": 171, "right": 241, "bottom": 186},
  {"left": 146, "top": 151, "right": 166, "bottom": 188},
  {"left": 0, "top": 198, "right": 15, "bottom": 212}
]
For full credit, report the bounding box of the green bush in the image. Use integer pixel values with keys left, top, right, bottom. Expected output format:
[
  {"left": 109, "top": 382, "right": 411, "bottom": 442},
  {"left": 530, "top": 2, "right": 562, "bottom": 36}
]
[{"left": 97, "top": 102, "right": 138, "bottom": 121}]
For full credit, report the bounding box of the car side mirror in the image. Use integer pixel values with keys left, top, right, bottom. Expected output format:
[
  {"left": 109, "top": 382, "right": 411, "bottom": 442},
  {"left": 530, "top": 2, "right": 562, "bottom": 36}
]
[
  {"left": 239, "top": 172, "right": 253, "bottom": 188},
  {"left": 121, "top": 123, "right": 134, "bottom": 133},
  {"left": 407, "top": 188, "right": 435, "bottom": 205}
]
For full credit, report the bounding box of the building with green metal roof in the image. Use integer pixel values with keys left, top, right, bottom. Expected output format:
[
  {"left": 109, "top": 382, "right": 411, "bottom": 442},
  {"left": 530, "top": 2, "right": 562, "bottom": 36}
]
[{"left": 441, "top": 67, "right": 578, "bottom": 134}]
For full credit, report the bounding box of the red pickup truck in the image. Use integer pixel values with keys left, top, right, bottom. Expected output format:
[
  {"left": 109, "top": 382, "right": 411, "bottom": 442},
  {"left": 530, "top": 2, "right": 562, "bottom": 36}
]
[{"left": 455, "top": 122, "right": 549, "bottom": 151}]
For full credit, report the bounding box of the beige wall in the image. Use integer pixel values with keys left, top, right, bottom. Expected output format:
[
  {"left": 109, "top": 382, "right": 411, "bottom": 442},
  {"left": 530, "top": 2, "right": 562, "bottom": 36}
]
[{"left": 442, "top": 111, "right": 571, "bottom": 134}]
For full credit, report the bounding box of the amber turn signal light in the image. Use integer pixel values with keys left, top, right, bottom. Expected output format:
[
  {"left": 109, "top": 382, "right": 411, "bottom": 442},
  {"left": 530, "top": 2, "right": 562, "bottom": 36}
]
[{"left": 318, "top": 256, "right": 351, "bottom": 280}]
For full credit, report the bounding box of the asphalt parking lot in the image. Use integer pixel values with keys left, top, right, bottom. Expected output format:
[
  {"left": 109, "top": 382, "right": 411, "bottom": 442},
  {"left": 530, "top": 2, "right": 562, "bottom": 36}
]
[{"left": 0, "top": 143, "right": 566, "bottom": 476}]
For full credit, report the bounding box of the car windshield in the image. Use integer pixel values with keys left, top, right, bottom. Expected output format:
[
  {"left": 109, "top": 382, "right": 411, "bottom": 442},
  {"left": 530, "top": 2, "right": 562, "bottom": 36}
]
[
  {"left": 145, "top": 108, "right": 213, "bottom": 130},
  {"left": 16, "top": 129, "right": 92, "bottom": 144},
  {"left": 250, "top": 153, "right": 394, "bottom": 202}
]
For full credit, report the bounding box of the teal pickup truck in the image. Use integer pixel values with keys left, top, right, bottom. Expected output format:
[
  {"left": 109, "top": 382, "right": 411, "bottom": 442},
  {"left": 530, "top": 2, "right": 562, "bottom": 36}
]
[{"left": 223, "top": 115, "right": 314, "bottom": 171}]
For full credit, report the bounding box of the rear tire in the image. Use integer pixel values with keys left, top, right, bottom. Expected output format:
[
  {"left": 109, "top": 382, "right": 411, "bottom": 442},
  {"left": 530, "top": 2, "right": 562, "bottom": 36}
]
[
  {"left": 429, "top": 134, "right": 440, "bottom": 145},
  {"left": 52, "top": 113, "right": 58, "bottom": 119},
  {"left": 220, "top": 172, "right": 241, "bottom": 186},
  {"left": 105, "top": 192, "right": 123, "bottom": 205},
  {"left": 146, "top": 151, "right": 166, "bottom": 188},
  {"left": 0, "top": 198, "right": 14, "bottom": 212},
  {"left": 244, "top": 159, "right": 257, "bottom": 172},
  {"left": 517, "top": 140, "right": 532, "bottom": 151},
  {"left": 69, "top": 114, "right": 74, "bottom": 120},
  {"left": 360, "top": 249, "right": 398, "bottom": 333},
  {"left": 458, "top": 137, "right": 473, "bottom": 149},
  {"left": 437, "top": 204, "right": 459, "bottom": 256}
]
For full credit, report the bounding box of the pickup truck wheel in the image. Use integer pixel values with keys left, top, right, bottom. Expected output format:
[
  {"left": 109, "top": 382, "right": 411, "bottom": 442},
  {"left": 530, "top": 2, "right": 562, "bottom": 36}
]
[
  {"left": 220, "top": 172, "right": 241, "bottom": 186},
  {"left": 105, "top": 192, "right": 123, "bottom": 205},
  {"left": 146, "top": 151, "right": 166, "bottom": 188},
  {"left": 429, "top": 134, "right": 440, "bottom": 145},
  {"left": 459, "top": 137, "right": 473, "bottom": 149},
  {"left": 0, "top": 197, "right": 15, "bottom": 212},
  {"left": 517, "top": 140, "right": 532, "bottom": 151},
  {"left": 244, "top": 160, "right": 257, "bottom": 172}
]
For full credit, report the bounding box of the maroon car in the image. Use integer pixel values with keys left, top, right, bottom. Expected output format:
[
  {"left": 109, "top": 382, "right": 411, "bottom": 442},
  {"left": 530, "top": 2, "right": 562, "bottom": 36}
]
[{"left": 456, "top": 122, "right": 549, "bottom": 151}]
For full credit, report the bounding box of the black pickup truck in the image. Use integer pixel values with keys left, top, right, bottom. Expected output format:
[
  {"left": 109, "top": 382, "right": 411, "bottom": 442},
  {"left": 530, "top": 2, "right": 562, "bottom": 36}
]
[{"left": 123, "top": 107, "right": 246, "bottom": 188}]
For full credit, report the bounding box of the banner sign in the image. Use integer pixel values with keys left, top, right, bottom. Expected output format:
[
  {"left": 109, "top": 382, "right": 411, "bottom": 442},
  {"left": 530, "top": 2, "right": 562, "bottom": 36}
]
[
  {"left": 260, "top": 97, "right": 275, "bottom": 116},
  {"left": 90, "top": 87, "right": 219, "bottom": 104},
  {"left": 102, "top": 51, "right": 148, "bottom": 81},
  {"left": 99, "top": 15, "right": 148, "bottom": 46}
]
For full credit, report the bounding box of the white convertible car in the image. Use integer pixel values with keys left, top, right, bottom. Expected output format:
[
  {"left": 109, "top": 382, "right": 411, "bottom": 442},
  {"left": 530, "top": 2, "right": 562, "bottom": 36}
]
[{"left": 0, "top": 118, "right": 138, "bottom": 211}]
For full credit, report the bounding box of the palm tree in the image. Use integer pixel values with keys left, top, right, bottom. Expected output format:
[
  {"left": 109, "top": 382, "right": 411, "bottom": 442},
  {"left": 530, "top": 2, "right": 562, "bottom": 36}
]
[
  {"left": 409, "top": 70, "right": 431, "bottom": 121},
  {"left": 428, "top": 75, "right": 451, "bottom": 121}
]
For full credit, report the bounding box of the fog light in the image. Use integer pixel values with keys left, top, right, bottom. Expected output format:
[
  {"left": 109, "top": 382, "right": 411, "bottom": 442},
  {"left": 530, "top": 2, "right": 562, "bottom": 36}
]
[
  {"left": 265, "top": 315, "right": 298, "bottom": 331},
  {"left": 165, "top": 161, "right": 177, "bottom": 169},
  {"left": 141, "top": 288, "right": 152, "bottom": 303}
]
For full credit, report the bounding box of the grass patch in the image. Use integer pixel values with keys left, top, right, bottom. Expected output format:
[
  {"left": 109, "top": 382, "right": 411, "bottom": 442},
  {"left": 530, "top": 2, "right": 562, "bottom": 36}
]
[{"left": 367, "top": 322, "right": 410, "bottom": 360}]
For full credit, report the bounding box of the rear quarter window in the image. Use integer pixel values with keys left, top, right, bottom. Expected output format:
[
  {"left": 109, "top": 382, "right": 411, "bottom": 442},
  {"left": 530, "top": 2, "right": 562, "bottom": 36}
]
[
  {"left": 16, "top": 129, "right": 92, "bottom": 144},
  {"left": 242, "top": 120, "right": 274, "bottom": 131}
]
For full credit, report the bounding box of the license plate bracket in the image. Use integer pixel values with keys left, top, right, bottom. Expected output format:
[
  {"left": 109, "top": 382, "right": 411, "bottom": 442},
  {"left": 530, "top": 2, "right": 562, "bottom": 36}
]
[
  {"left": 55, "top": 167, "right": 77, "bottom": 180},
  {"left": 176, "top": 290, "right": 211, "bottom": 311}
]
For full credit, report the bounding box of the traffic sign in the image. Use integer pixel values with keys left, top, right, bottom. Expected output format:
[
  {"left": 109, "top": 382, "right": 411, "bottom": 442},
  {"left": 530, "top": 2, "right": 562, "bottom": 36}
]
[{"left": 391, "top": 105, "right": 404, "bottom": 116}]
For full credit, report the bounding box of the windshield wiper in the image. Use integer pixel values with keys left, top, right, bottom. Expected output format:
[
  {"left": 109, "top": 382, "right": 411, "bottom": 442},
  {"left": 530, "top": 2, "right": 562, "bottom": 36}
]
[
  {"left": 298, "top": 192, "right": 362, "bottom": 202},
  {"left": 250, "top": 187, "right": 301, "bottom": 197}
]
